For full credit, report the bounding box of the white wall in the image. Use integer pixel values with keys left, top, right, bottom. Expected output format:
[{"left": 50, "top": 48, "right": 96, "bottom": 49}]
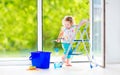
[{"left": 106, "top": 0, "right": 120, "bottom": 63}]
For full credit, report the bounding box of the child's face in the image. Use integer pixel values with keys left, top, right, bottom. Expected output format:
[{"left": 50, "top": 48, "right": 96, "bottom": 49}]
[{"left": 64, "top": 21, "right": 72, "bottom": 29}]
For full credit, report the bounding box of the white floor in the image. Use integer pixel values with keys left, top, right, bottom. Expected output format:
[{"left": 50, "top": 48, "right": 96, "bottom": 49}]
[{"left": 0, "top": 63, "right": 120, "bottom": 75}]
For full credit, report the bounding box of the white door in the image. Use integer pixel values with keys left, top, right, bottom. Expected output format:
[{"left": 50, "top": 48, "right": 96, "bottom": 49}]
[{"left": 90, "top": 0, "right": 105, "bottom": 68}]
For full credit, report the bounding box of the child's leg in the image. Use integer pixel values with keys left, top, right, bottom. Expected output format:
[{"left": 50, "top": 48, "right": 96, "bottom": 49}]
[
  {"left": 61, "top": 54, "right": 66, "bottom": 62},
  {"left": 66, "top": 59, "right": 72, "bottom": 66},
  {"left": 61, "top": 43, "right": 67, "bottom": 62},
  {"left": 61, "top": 55, "right": 72, "bottom": 66},
  {"left": 62, "top": 43, "right": 72, "bottom": 66},
  {"left": 65, "top": 54, "right": 72, "bottom": 66}
]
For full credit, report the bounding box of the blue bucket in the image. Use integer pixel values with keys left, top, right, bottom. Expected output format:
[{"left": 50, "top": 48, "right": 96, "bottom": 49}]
[{"left": 30, "top": 51, "right": 51, "bottom": 69}]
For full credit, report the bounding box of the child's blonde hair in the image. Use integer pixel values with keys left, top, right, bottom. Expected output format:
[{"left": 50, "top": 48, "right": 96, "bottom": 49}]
[{"left": 62, "top": 16, "right": 75, "bottom": 26}]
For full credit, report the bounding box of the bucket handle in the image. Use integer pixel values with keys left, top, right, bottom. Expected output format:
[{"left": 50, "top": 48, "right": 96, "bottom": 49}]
[{"left": 29, "top": 56, "right": 32, "bottom": 60}]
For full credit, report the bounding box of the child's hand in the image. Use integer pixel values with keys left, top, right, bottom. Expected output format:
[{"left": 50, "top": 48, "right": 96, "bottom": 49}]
[
  {"left": 82, "top": 19, "right": 88, "bottom": 23},
  {"left": 80, "top": 19, "right": 89, "bottom": 26},
  {"left": 56, "top": 39, "right": 60, "bottom": 43}
]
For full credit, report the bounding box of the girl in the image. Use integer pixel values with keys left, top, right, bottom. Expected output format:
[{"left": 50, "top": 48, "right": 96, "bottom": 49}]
[{"left": 57, "top": 16, "right": 87, "bottom": 66}]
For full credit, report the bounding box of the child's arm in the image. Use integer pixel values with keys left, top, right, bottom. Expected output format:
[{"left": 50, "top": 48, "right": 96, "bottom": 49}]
[
  {"left": 76, "top": 19, "right": 88, "bottom": 28},
  {"left": 56, "top": 28, "right": 64, "bottom": 42},
  {"left": 58, "top": 31, "right": 63, "bottom": 39}
]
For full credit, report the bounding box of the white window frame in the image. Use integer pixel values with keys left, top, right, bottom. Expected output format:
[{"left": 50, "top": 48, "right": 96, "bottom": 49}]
[{"left": 38, "top": 0, "right": 42, "bottom": 51}]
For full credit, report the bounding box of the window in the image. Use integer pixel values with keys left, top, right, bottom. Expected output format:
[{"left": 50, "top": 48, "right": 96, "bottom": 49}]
[
  {"left": 42, "top": 0, "right": 90, "bottom": 62},
  {"left": 0, "top": 0, "right": 37, "bottom": 59}
]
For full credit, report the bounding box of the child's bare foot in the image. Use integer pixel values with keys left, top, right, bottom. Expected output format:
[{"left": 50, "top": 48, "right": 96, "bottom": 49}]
[
  {"left": 66, "top": 64, "right": 72, "bottom": 66},
  {"left": 65, "top": 59, "right": 72, "bottom": 66}
]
